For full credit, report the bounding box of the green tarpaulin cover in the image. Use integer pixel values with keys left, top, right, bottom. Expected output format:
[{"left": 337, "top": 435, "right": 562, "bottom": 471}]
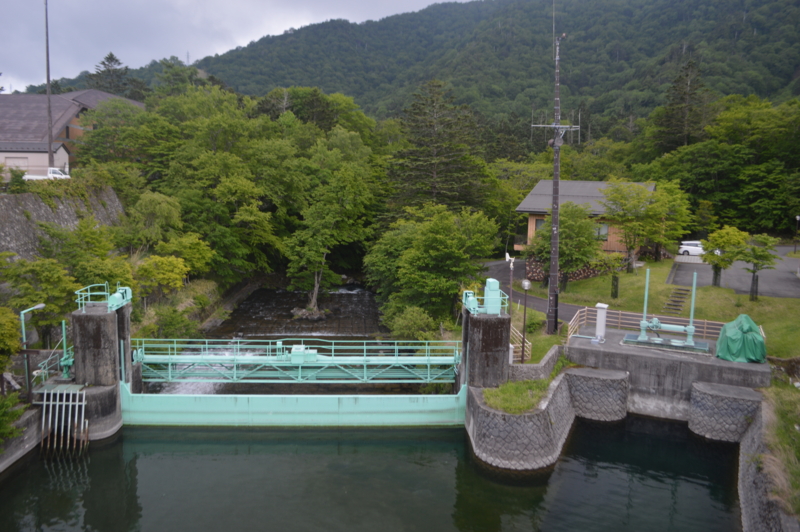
[{"left": 715, "top": 314, "right": 766, "bottom": 363}]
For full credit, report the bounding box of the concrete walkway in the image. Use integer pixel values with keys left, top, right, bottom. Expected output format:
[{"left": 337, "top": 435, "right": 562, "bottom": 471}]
[
  {"left": 671, "top": 246, "right": 800, "bottom": 298},
  {"left": 483, "top": 260, "right": 584, "bottom": 322}
]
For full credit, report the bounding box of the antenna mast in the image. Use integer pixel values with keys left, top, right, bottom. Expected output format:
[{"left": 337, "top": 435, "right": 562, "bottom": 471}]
[{"left": 531, "top": 33, "right": 579, "bottom": 335}]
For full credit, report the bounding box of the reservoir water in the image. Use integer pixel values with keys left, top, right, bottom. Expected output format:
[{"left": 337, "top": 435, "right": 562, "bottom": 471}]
[{"left": 0, "top": 416, "right": 740, "bottom": 532}]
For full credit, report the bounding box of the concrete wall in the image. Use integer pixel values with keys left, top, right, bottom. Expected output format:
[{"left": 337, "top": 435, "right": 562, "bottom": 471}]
[
  {"left": 0, "top": 186, "right": 123, "bottom": 259},
  {"left": 566, "top": 333, "right": 771, "bottom": 420},
  {"left": 466, "top": 313, "right": 511, "bottom": 389},
  {"left": 508, "top": 344, "right": 561, "bottom": 381},
  {"left": 0, "top": 408, "right": 41, "bottom": 476},
  {"left": 738, "top": 404, "right": 800, "bottom": 532},
  {"left": 465, "top": 378, "right": 574, "bottom": 470},
  {"left": 72, "top": 305, "right": 120, "bottom": 387},
  {"left": 465, "top": 367, "right": 629, "bottom": 471},
  {"left": 689, "top": 382, "right": 762, "bottom": 442}
]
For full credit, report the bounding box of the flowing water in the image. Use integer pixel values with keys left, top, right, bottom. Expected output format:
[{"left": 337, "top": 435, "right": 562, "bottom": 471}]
[
  {"left": 207, "top": 287, "right": 386, "bottom": 339},
  {"left": 0, "top": 416, "right": 741, "bottom": 532}
]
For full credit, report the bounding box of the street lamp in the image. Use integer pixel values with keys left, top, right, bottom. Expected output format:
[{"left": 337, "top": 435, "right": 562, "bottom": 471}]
[
  {"left": 795, "top": 215, "right": 799, "bottom": 254},
  {"left": 20, "top": 303, "right": 45, "bottom": 402},
  {"left": 521, "top": 279, "right": 531, "bottom": 362}
]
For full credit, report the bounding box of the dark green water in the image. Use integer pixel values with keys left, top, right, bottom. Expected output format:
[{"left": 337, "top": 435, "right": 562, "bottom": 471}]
[{"left": 0, "top": 416, "right": 740, "bottom": 532}]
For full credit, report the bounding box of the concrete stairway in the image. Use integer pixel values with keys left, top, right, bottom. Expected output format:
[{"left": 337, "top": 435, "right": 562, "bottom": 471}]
[{"left": 662, "top": 287, "right": 690, "bottom": 316}]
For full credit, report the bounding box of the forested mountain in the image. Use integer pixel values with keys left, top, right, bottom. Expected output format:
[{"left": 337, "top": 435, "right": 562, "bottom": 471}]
[
  {"left": 190, "top": 0, "right": 799, "bottom": 126},
  {"left": 31, "top": 0, "right": 799, "bottom": 135}
]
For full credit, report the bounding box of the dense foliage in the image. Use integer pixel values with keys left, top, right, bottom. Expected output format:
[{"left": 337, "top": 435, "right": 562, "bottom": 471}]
[
  {"left": 28, "top": 0, "right": 800, "bottom": 143},
  {"left": 9, "top": 1, "right": 800, "bottom": 338}
]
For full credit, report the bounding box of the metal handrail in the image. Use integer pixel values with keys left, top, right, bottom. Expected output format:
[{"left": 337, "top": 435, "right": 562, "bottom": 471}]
[
  {"left": 567, "top": 307, "right": 727, "bottom": 341},
  {"left": 509, "top": 325, "right": 531, "bottom": 363},
  {"left": 75, "top": 282, "right": 112, "bottom": 311},
  {"left": 132, "top": 337, "right": 461, "bottom": 384},
  {"left": 131, "top": 337, "right": 460, "bottom": 359}
]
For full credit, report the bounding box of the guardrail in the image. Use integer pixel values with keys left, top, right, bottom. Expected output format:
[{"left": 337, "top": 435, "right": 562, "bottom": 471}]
[
  {"left": 567, "top": 307, "right": 726, "bottom": 341},
  {"left": 510, "top": 325, "right": 531, "bottom": 363},
  {"left": 131, "top": 338, "right": 461, "bottom": 384}
]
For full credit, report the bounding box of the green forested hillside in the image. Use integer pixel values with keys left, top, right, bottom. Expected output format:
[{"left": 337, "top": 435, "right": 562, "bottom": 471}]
[
  {"left": 191, "top": 0, "right": 799, "bottom": 127},
  {"left": 33, "top": 0, "right": 799, "bottom": 134}
]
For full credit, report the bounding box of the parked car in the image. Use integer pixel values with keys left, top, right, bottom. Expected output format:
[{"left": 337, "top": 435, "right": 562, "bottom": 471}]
[
  {"left": 22, "top": 167, "right": 70, "bottom": 181},
  {"left": 678, "top": 241, "right": 721, "bottom": 256},
  {"left": 678, "top": 241, "right": 704, "bottom": 256}
]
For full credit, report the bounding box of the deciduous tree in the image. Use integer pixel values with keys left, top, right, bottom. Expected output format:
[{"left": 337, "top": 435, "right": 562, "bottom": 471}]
[
  {"left": 701, "top": 226, "right": 750, "bottom": 287},
  {"left": 601, "top": 181, "right": 654, "bottom": 273},
  {"left": 0, "top": 256, "right": 80, "bottom": 348},
  {"left": 527, "top": 202, "right": 601, "bottom": 292},
  {"left": 738, "top": 234, "right": 780, "bottom": 301}
]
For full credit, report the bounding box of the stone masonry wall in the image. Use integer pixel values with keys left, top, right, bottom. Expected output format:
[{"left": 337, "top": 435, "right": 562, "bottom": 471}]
[
  {"left": 508, "top": 344, "right": 560, "bottom": 381},
  {"left": 566, "top": 368, "right": 629, "bottom": 421},
  {"left": 0, "top": 186, "right": 123, "bottom": 260},
  {"left": 466, "top": 367, "right": 628, "bottom": 471},
  {"left": 689, "top": 382, "right": 762, "bottom": 443},
  {"left": 466, "top": 377, "right": 574, "bottom": 470},
  {"left": 738, "top": 405, "right": 786, "bottom": 532}
]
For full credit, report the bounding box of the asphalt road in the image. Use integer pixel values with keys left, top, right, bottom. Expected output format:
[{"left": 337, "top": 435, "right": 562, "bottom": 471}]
[
  {"left": 671, "top": 246, "right": 800, "bottom": 298},
  {"left": 483, "top": 259, "right": 584, "bottom": 322}
]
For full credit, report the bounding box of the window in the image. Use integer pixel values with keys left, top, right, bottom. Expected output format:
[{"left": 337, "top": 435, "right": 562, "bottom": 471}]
[
  {"left": 596, "top": 223, "right": 609, "bottom": 241},
  {"left": 535, "top": 218, "right": 545, "bottom": 231}
]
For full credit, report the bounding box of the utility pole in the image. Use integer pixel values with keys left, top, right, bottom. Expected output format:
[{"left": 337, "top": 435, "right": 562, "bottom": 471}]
[
  {"left": 531, "top": 34, "right": 579, "bottom": 335},
  {"left": 44, "top": 0, "right": 54, "bottom": 168}
]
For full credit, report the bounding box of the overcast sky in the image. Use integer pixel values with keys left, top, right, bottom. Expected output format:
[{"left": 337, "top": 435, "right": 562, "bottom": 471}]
[{"left": 2, "top": 0, "right": 468, "bottom": 93}]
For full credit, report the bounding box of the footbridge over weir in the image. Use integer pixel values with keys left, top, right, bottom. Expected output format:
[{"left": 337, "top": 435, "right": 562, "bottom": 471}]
[{"left": 132, "top": 338, "right": 460, "bottom": 385}]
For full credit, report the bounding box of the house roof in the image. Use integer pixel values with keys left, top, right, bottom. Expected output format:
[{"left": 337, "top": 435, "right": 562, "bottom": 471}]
[
  {"left": 516, "top": 180, "right": 656, "bottom": 216},
  {"left": 0, "top": 141, "right": 69, "bottom": 154},
  {"left": 0, "top": 90, "right": 144, "bottom": 143}
]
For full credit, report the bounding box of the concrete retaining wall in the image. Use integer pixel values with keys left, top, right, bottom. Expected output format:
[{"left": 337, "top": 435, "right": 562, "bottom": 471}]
[
  {"left": 508, "top": 344, "right": 560, "bottom": 381},
  {"left": 566, "top": 331, "right": 771, "bottom": 420},
  {"left": 566, "top": 368, "right": 629, "bottom": 421},
  {"left": 0, "top": 408, "right": 41, "bottom": 476},
  {"left": 465, "top": 377, "right": 574, "bottom": 470},
  {"left": 689, "top": 382, "right": 762, "bottom": 442},
  {"left": 738, "top": 404, "right": 797, "bottom": 532},
  {"left": 465, "top": 367, "right": 628, "bottom": 471}
]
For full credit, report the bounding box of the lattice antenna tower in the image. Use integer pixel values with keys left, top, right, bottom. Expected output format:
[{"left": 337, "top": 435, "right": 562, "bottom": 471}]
[{"left": 531, "top": 33, "right": 580, "bottom": 335}]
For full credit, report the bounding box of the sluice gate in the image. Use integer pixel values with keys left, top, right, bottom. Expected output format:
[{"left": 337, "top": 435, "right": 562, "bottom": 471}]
[
  {"left": 133, "top": 338, "right": 460, "bottom": 384},
  {"left": 36, "top": 385, "right": 89, "bottom": 456}
]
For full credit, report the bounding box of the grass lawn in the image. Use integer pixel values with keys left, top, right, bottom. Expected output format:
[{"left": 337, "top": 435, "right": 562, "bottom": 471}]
[
  {"left": 484, "top": 356, "right": 575, "bottom": 414},
  {"left": 515, "top": 259, "right": 800, "bottom": 359},
  {"left": 508, "top": 300, "right": 565, "bottom": 364}
]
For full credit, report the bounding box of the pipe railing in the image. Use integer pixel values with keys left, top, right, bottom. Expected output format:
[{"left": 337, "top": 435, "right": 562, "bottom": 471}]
[{"left": 567, "top": 307, "right": 726, "bottom": 341}]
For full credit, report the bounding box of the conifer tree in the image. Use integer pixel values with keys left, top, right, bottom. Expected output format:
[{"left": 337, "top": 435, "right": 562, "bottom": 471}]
[{"left": 389, "top": 80, "right": 485, "bottom": 212}]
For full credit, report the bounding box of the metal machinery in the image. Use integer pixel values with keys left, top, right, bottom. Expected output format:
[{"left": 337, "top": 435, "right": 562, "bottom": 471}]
[{"left": 623, "top": 269, "right": 709, "bottom": 353}]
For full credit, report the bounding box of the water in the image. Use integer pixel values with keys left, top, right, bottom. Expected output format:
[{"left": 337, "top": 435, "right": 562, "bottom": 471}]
[
  {"left": 0, "top": 416, "right": 741, "bottom": 532},
  {"left": 207, "top": 287, "right": 387, "bottom": 339}
]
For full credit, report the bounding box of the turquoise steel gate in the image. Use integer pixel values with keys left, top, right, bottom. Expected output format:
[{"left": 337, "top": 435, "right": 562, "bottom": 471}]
[{"left": 132, "top": 338, "right": 460, "bottom": 385}]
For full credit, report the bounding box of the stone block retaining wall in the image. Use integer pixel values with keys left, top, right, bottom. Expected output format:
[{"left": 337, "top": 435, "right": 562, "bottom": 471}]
[
  {"left": 466, "top": 367, "right": 628, "bottom": 471},
  {"left": 689, "top": 382, "right": 762, "bottom": 442},
  {"left": 566, "top": 368, "right": 629, "bottom": 421},
  {"left": 493, "top": 345, "right": 796, "bottom": 532},
  {"left": 466, "top": 376, "right": 574, "bottom": 470}
]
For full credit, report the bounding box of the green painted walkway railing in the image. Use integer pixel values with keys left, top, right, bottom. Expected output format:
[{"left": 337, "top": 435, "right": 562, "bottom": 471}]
[{"left": 132, "top": 338, "right": 460, "bottom": 384}]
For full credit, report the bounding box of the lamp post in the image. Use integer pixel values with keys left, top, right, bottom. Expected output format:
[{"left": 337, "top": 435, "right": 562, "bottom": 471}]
[
  {"left": 795, "top": 215, "right": 799, "bottom": 254},
  {"left": 521, "top": 279, "right": 531, "bottom": 362},
  {"left": 20, "top": 303, "right": 45, "bottom": 402}
]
